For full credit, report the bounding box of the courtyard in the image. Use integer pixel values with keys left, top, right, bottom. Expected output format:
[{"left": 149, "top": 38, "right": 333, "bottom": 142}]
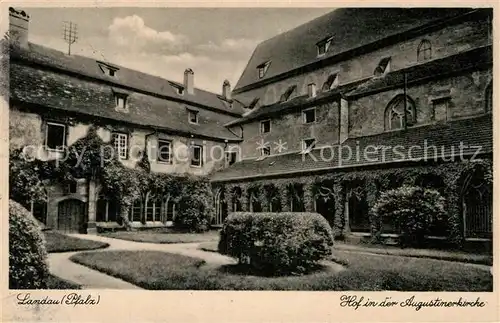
[{"left": 44, "top": 230, "right": 492, "bottom": 291}]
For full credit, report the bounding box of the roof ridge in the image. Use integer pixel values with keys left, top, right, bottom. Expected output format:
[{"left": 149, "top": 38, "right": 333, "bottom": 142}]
[{"left": 27, "top": 42, "right": 221, "bottom": 96}]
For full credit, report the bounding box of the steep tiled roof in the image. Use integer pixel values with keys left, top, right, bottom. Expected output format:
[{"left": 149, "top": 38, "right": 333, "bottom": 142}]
[
  {"left": 226, "top": 78, "right": 367, "bottom": 126},
  {"left": 346, "top": 45, "right": 493, "bottom": 98},
  {"left": 211, "top": 115, "right": 492, "bottom": 181},
  {"left": 10, "top": 62, "right": 242, "bottom": 142},
  {"left": 10, "top": 43, "right": 246, "bottom": 116},
  {"left": 233, "top": 8, "right": 475, "bottom": 92}
]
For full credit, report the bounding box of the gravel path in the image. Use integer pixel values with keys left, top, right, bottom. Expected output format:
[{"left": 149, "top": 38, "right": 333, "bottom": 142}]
[{"left": 48, "top": 234, "right": 236, "bottom": 289}]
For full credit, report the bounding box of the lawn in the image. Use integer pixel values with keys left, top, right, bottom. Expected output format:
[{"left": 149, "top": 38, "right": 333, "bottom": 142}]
[
  {"left": 70, "top": 250, "right": 492, "bottom": 291},
  {"left": 198, "top": 241, "right": 493, "bottom": 266},
  {"left": 46, "top": 274, "right": 81, "bottom": 289},
  {"left": 100, "top": 229, "right": 219, "bottom": 244},
  {"left": 44, "top": 231, "right": 109, "bottom": 253}
]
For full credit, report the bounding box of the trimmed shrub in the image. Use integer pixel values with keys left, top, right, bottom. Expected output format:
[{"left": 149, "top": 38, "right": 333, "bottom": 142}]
[
  {"left": 174, "top": 178, "right": 214, "bottom": 232},
  {"left": 218, "top": 212, "right": 334, "bottom": 275},
  {"left": 371, "top": 186, "right": 446, "bottom": 247},
  {"left": 9, "top": 200, "right": 50, "bottom": 289}
]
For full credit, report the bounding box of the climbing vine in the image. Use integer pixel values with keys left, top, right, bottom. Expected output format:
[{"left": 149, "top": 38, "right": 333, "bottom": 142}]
[
  {"left": 12, "top": 126, "right": 214, "bottom": 232},
  {"left": 214, "top": 158, "right": 492, "bottom": 246}
]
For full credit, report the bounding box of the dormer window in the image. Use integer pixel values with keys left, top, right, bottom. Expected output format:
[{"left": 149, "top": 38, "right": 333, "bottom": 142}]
[
  {"left": 257, "top": 61, "right": 271, "bottom": 79},
  {"left": 374, "top": 57, "right": 391, "bottom": 77},
  {"left": 97, "top": 61, "right": 119, "bottom": 77},
  {"left": 249, "top": 98, "right": 260, "bottom": 110},
  {"left": 307, "top": 83, "right": 317, "bottom": 98},
  {"left": 317, "top": 37, "right": 333, "bottom": 57},
  {"left": 188, "top": 109, "right": 199, "bottom": 124},
  {"left": 169, "top": 81, "right": 185, "bottom": 96},
  {"left": 280, "top": 85, "right": 296, "bottom": 102},
  {"left": 323, "top": 73, "right": 339, "bottom": 90},
  {"left": 114, "top": 93, "right": 128, "bottom": 111}
]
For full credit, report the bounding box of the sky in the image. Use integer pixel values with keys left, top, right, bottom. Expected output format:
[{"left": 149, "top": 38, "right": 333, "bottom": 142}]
[{"left": 22, "top": 8, "right": 334, "bottom": 93}]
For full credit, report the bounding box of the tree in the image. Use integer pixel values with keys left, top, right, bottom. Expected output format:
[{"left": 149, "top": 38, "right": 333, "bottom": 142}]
[{"left": 371, "top": 185, "right": 446, "bottom": 247}]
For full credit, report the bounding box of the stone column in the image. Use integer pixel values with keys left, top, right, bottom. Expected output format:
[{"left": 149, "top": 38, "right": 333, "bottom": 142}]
[
  {"left": 303, "top": 183, "right": 315, "bottom": 212},
  {"left": 240, "top": 187, "right": 248, "bottom": 212},
  {"left": 87, "top": 179, "right": 97, "bottom": 234},
  {"left": 280, "top": 185, "right": 290, "bottom": 212}
]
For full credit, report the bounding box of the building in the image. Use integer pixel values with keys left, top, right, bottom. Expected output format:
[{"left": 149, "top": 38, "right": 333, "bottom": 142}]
[
  {"left": 211, "top": 8, "right": 493, "bottom": 246},
  {"left": 8, "top": 8, "right": 494, "bottom": 246},
  {"left": 8, "top": 7, "right": 245, "bottom": 233}
]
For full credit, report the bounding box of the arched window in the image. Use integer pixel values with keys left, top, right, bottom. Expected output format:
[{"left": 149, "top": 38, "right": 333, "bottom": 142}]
[
  {"left": 347, "top": 184, "right": 370, "bottom": 233},
  {"left": 130, "top": 199, "right": 143, "bottom": 222},
  {"left": 231, "top": 187, "right": 242, "bottom": 212},
  {"left": 384, "top": 94, "right": 416, "bottom": 131},
  {"left": 288, "top": 183, "right": 305, "bottom": 212},
  {"left": 462, "top": 168, "right": 493, "bottom": 239},
  {"left": 96, "top": 193, "right": 120, "bottom": 223},
  {"left": 485, "top": 82, "right": 492, "bottom": 113},
  {"left": 417, "top": 39, "right": 432, "bottom": 62},
  {"left": 249, "top": 189, "right": 262, "bottom": 212},
  {"left": 314, "top": 186, "right": 335, "bottom": 227},
  {"left": 214, "top": 189, "right": 228, "bottom": 225},
  {"left": 145, "top": 191, "right": 162, "bottom": 222}
]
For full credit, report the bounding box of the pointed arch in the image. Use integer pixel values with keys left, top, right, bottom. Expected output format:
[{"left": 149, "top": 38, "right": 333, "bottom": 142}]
[
  {"left": 417, "top": 39, "right": 432, "bottom": 61},
  {"left": 384, "top": 94, "right": 416, "bottom": 131}
]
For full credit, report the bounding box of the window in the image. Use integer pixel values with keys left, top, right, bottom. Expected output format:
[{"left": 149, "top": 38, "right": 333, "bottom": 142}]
[
  {"left": 113, "top": 132, "right": 128, "bottom": 159},
  {"left": 417, "top": 39, "right": 432, "bottom": 62},
  {"left": 303, "top": 108, "right": 316, "bottom": 124},
  {"left": 257, "top": 61, "right": 271, "bottom": 79},
  {"left": 191, "top": 145, "right": 203, "bottom": 167},
  {"left": 261, "top": 146, "right": 271, "bottom": 157},
  {"left": 323, "top": 73, "right": 339, "bottom": 90},
  {"left": 130, "top": 199, "right": 142, "bottom": 222},
  {"left": 433, "top": 97, "right": 451, "bottom": 122},
  {"left": 157, "top": 139, "right": 172, "bottom": 163},
  {"left": 177, "top": 87, "right": 184, "bottom": 95},
  {"left": 317, "top": 37, "right": 333, "bottom": 56},
  {"left": 115, "top": 93, "right": 128, "bottom": 111},
  {"left": 384, "top": 94, "right": 416, "bottom": 131},
  {"left": 45, "top": 122, "right": 66, "bottom": 151},
  {"left": 302, "top": 138, "right": 316, "bottom": 152},
  {"left": 249, "top": 97, "right": 260, "bottom": 109},
  {"left": 280, "top": 85, "right": 296, "bottom": 102},
  {"left": 145, "top": 194, "right": 162, "bottom": 222},
  {"left": 260, "top": 120, "right": 271, "bottom": 134},
  {"left": 374, "top": 57, "right": 391, "bottom": 76},
  {"left": 65, "top": 180, "right": 77, "bottom": 194},
  {"left": 188, "top": 110, "right": 199, "bottom": 124},
  {"left": 307, "top": 83, "right": 317, "bottom": 98},
  {"left": 97, "top": 61, "right": 119, "bottom": 77},
  {"left": 226, "top": 151, "right": 237, "bottom": 166}
]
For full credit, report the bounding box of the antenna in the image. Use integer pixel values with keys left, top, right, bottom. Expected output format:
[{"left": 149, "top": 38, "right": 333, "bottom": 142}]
[{"left": 62, "top": 21, "right": 78, "bottom": 55}]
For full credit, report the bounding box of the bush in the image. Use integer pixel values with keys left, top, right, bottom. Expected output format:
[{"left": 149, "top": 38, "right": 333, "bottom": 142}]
[
  {"left": 9, "top": 200, "right": 50, "bottom": 289},
  {"left": 174, "top": 178, "right": 214, "bottom": 232},
  {"left": 371, "top": 186, "right": 446, "bottom": 247},
  {"left": 218, "top": 212, "right": 334, "bottom": 275}
]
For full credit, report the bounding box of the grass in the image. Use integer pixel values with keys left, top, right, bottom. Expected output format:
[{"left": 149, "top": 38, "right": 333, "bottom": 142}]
[
  {"left": 100, "top": 228, "right": 219, "bottom": 244},
  {"left": 44, "top": 231, "right": 109, "bottom": 253},
  {"left": 46, "top": 274, "right": 81, "bottom": 289},
  {"left": 70, "top": 250, "right": 492, "bottom": 291},
  {"left": 198, "top": 241, "right": 493, "bottom": 266}
]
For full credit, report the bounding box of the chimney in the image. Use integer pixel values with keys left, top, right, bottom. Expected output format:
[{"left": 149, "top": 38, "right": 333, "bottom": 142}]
[
  {"left": 9, "top": 8, "right": 29, "bottom": 48},
  {"left": 184, "top": 68, "right": 194, "bottom": 95},
  {"left": 222, "top": 79, "right": 231, "bottom": 100}
]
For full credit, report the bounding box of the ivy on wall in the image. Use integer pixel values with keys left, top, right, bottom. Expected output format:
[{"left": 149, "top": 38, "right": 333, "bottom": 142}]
[
  {"left": 10, "top": 126, "right": 214, "bottom": 232},
  {"left": 214, "top": 158, "right": 493, "bottom": 246}
]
